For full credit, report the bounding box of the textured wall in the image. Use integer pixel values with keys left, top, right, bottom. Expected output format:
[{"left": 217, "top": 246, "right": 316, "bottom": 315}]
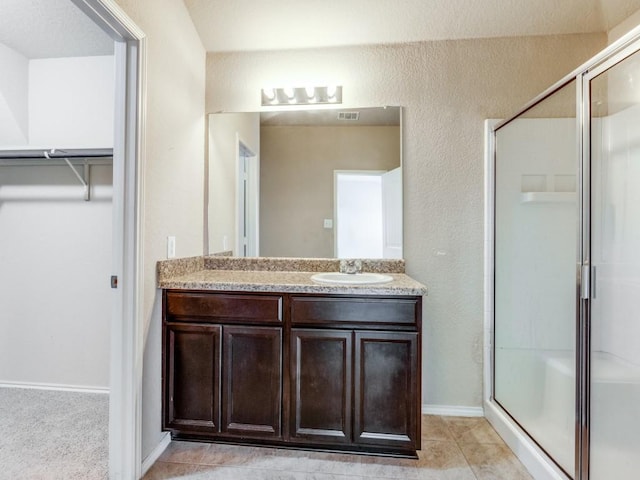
[
  {"left": 260, "top": 125, "right": 400, "bottom": 258},
  {"left": 206, "top": 33, "right": 606, "bottom": 409},
  {"left": 113, "top": 0, "right": 206, "bottom": 461}
]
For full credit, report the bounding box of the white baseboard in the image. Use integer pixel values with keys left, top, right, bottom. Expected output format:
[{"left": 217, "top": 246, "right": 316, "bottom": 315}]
[
  {"left": 422, "top": 404, "right": 484, "bottom": 417},
  {"left": 0, "top": 380, "right": 109, "bottom": 394},
  {"left": 141, "top": 432, "right": 171, "bottom": 476}
]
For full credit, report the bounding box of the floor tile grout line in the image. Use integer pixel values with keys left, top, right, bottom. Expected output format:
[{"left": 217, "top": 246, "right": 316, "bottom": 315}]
[
  {"left": 443, "top": 417, "right": 533, "bottom": 480},
  {"left": 453, "top": 440, "right": 482, "bottom": 480},
  {"left": 442, "top": 417, "right": 482, "bottom": 480}
]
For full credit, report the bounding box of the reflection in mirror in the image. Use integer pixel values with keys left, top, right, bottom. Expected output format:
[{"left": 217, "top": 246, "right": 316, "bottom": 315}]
[{"left": 207, "top": 106, "right": 402, "bottom": 259}]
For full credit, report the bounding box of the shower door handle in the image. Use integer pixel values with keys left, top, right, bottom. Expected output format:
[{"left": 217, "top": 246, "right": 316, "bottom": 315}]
[{"left": 581, "top": 265, "right": 590, "bottom": 300}]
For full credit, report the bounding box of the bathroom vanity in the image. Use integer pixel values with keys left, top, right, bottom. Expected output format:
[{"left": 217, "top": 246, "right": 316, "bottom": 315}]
[{"left": 158, "top": 256, "right": 426, "bottom": 457}]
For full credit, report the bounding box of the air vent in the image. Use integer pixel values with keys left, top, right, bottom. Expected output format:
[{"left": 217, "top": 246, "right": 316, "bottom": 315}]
[{"left": 337, "top": 111, "right": 359, "bottom": 121}]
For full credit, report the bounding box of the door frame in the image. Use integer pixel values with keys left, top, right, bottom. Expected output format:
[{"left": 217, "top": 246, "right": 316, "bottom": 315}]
[
  {"left": 71, "top": 1, "right": 145, "bottom": 478},
  {"left": 235, "top": 135, "right": 259, "bottom": 257}
]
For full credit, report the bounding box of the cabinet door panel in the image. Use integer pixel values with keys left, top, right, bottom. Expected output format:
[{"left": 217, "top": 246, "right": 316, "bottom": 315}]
[
  {"left": 354, "top": 331, "right": 418, "bottom": 449},
  {"left": 222, "top": 326, "right": 282, "bottom": 438},
  {"left": 290, "top": 329, "right": 352, "bottom": 443},
  {"left": 165, "top": 324, "right": 221, "bottom": 433}
]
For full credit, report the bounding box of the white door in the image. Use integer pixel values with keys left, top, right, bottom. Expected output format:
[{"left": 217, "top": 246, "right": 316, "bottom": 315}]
[
  {"left": 334, "top": 171, "right": 384, "bottom": 258},
  {"left": 236, "top": 139, "right": 259, "bottom": 256},
  {"left": 381, "top": 167, "right": 402, "bottom": 259}
]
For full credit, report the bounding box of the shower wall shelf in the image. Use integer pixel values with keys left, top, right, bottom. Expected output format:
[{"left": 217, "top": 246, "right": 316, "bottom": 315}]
[
  {"left": 520, "top": 192, "right": 576, "bottom": 203},
  {"left": 0, "top": 148, "right": 113, "bottom": 201}
]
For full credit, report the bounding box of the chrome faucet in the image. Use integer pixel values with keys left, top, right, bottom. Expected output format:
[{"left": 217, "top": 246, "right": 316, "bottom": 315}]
[{"left": 340, "top": 259, "right": 362, "bottom": 274}]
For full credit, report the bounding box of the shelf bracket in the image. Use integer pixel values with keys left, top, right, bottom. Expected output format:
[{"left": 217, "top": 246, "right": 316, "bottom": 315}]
[{"left": 62, "top": 158, "right": 91, "bottom": 201}]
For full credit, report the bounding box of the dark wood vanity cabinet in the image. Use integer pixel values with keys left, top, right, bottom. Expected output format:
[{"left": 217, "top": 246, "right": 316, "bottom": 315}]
[
  {"left": 290, "top": 329, "right": 353, "bottom": 444},
  {"left": 163, "top": 291, "right": 283, "bottom": 440},
  {"left": 163, "top": 289, "right": 421, "bottom": 456},
  {"left": 221, "top": 326, "right": 282, "bottom": 438},
  {"left": 290, "top": 329, "right": 419, "bottom": 451},
  {"left": 165, "top": 323, "right": 221, "bottom": 433},
  {"left": 353, "top": 331, "right": 418, "bottom": 450}
]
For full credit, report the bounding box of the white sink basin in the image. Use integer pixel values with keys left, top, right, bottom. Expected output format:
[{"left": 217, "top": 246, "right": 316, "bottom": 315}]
[{"left": 310, "top": 272, "right": 394, "bottom": 285}]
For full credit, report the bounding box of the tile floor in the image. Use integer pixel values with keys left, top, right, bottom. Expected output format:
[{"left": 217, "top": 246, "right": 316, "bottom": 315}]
[{"left": 144, "top": 415, "right": 532, "bottom": 480}]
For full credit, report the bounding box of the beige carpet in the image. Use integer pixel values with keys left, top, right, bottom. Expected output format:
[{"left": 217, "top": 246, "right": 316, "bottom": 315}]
[{"left": 0, "top": 387, "right": 108, "bottom": 479}]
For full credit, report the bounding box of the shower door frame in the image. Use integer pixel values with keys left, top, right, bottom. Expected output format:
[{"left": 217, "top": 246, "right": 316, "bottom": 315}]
[
  {"left": 579, "top": 40, "right": 640, "bottom": 480},
  {"left": 485, "top": 26, "right": 640, "bottom": 480}
]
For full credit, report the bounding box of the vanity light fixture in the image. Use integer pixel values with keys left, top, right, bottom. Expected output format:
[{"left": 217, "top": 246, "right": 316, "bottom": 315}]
[{"left": 261, "top": 86, "right": 343, "bottom": 106}]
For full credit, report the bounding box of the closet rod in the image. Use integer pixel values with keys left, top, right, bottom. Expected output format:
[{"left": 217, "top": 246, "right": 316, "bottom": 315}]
[{"left": 0, "top": 148, "right": 113, "bottom": 159}]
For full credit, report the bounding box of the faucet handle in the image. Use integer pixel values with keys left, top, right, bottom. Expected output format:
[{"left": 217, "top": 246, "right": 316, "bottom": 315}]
[{"left": 340, "top": 259, "right": 362, "bottom": 274}]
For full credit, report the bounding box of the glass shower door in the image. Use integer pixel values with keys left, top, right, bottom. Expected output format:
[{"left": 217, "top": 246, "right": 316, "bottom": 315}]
[
  {"left": 493, "top": 80, "right": 578, "bottom": 476},
  {"left": 588, "top": 48, "right": 640, "bottom": 480}
]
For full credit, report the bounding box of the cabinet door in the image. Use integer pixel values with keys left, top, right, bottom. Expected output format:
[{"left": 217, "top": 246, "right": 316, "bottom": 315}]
[
  {"left": 222, "top": 326, "right": 282, "bottom": 438},
  {"left": 164, "top": 323, "right": 221, "bottom": 433},
  {"left": 290, "top": 329, "right": 352, "bottom": 444},
  {"left": 354, "top": 331, "right": 419, "bottom": 450}
]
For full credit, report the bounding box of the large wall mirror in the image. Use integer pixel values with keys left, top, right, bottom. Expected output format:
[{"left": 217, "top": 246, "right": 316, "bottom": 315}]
[{"left": 207, "top": 106, "right": 402, "bottom": 259}]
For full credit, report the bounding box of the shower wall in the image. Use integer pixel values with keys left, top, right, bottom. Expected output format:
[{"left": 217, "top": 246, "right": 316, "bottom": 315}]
[
  {"left": 494, "top": 111, "right": 578, "bottom": 474},
  {"left": 588, "top": 55, "right": 640, "bottom": 478},
  {"left": 495, "top": 117, "right": 577, "bottom": 352},
  {"left": 591, "top": 105, "right": 640, "bottom": 367}
]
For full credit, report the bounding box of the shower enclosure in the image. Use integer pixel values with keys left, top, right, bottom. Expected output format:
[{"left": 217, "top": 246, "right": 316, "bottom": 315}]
[{"left": 486, "top": 29, "right": 640, "bottom": 480}]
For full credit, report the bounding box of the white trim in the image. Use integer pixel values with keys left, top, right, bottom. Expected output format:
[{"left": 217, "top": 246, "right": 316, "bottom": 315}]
[
  {"left": 0, "top": 381, "right": 109, "bottom": 395},
  {"left": 70, "top": 1, "right": 146, "bottom": 479},
  {"left": 235, "top": 135, "right": 259, "bottom": 257},
  {"left": 485, "top": 401, "right": 570, "bottom": 480},
  {"left": 72, "top": 0, "right": 145, "bottom": 40},
  {"left": 141, "top": 433, "right": 171, "bottom": 477},
  {"left": 483, "top": 119, "right": 500, "bottom": 405},
  {"left": 421, "top": 404, "right": 484, "bottom": 417}
]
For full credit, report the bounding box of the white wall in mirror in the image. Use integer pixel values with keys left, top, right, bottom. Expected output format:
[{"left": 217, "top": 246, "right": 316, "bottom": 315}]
[{"left": 207, "top": 106, "right": 402, "bottom": 259}]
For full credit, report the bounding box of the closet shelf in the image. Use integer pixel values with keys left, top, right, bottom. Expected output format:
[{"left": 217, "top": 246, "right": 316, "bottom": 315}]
[
  {"left": 0, "top": 148, "right": 113, "bottom": 201},
  {"left": 521, "top": 192, "right": 576, "bottom": 203},
  {"left": 0, "top": 148, "right": 112, "bottom": 164}
]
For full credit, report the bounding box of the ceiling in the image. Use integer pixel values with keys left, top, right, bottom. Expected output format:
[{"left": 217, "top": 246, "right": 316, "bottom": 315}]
[
  {"left": 0, "top": 0, "right": 113, "bottom": 59},
  {"left": 2, "top": 0, "right": 640, "bottom": 59},
  {"left": 185, "top": 0, "right": 640, "bottom": 53}
]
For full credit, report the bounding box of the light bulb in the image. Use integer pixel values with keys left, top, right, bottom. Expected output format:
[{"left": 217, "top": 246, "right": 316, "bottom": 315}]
[{"left": 262, "top": 88, "right": 276, "bottom": 102}]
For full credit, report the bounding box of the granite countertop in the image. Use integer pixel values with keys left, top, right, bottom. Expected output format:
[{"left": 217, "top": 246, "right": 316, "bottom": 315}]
[{"left": 157, "top": 256, "right": 427, "bottom": 296}]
